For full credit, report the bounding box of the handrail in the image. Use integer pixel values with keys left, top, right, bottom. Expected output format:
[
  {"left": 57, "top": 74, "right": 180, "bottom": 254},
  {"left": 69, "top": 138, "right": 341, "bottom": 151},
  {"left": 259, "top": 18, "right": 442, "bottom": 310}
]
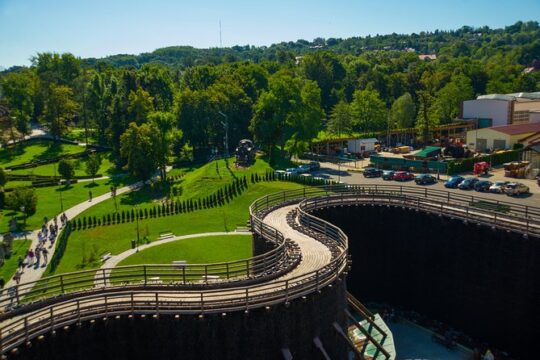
[{"left": 1, "top": 184, "right": 537, "bottom": 354}]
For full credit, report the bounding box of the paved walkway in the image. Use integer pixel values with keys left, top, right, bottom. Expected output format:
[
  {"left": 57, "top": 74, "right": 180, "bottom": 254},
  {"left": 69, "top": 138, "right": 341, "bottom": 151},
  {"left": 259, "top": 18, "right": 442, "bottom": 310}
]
[{"left": 4, "top": 180, "right": 145, "bottom": 288}]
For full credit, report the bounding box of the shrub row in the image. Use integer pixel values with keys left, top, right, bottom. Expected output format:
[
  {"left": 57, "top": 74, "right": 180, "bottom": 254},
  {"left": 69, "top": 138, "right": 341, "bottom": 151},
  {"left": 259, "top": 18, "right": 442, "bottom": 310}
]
[{"left": 72, "top": 176, "right": 249, "bottom": 231}]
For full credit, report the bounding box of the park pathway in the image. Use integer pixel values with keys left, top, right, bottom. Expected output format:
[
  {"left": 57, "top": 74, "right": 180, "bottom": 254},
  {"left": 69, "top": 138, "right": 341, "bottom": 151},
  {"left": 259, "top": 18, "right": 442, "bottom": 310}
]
[{"left": 5, "top": 180, "right": 145, "bottom": 288}]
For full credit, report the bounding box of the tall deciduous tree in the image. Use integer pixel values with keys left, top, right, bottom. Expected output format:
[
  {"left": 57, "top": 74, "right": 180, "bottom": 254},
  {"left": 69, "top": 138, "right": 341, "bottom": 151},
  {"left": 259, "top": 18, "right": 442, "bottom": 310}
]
[
  {"left": 42, "top": 84, "right": 77, "bottom": 139},
  {"left": 85, "top": 153, "right": 102, "bottom": 183},
  {"left": 120, "top": 122, "right": 158, "bottom": 180},
  {"left": 388, "top": 92, "right": 416, "bottom": 129},
  {"left": 128, "top": 89, "right": 154, "bottom": 125},
  {"left": 58, "top": 159, "right": 75, "bottom": 183},
  {"left": 6, "top": 188, "right": 38, "bottom": 215},
  {"left": 148, "top": 111, "right": 176, "bottom": 181},
  {"left": 350, "top": 89, "right": 387, "bottom": 132},
  {"left": 328, "top": 100, "right": 353, "bottom": 136}
]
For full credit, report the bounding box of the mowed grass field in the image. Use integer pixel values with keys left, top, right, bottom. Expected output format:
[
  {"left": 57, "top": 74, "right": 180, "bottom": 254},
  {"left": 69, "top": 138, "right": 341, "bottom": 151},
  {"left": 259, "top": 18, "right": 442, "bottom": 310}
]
[
  {"left": 0, "top": 140, "right": 85, "bottom": 169},
  {"left": 0, "top": 176, "right": 135, "bottom": 234},
  {"left": 51, "top": 181, "right": 304, "bottom": 275},
  {"left": 116, "top": 234, "right": 252, "bottom": 266},
  {"left": 69, "top": 157, "right": 273, "bottom": 219},
  {"left": 9, "top": 152, "right": 118, "bottom": 178}
]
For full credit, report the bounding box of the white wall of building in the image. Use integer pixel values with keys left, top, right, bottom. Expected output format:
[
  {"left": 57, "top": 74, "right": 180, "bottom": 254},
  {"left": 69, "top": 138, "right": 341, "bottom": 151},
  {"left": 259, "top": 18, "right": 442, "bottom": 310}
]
[
  {"left": 462, "top": 99, "right": 511, "bottom": 126},
  {"left": 346, "top": 139, "right": 377, "bottom": 153}
]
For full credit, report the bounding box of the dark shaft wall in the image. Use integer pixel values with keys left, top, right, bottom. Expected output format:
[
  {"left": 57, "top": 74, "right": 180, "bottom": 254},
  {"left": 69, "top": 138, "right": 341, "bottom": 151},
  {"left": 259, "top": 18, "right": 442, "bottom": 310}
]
[
  {"left": 15, "top": 280, "right": 349, "bottom": 360},
  {"left": 313, "top": 205, "right": 539, "bottom": 359}
]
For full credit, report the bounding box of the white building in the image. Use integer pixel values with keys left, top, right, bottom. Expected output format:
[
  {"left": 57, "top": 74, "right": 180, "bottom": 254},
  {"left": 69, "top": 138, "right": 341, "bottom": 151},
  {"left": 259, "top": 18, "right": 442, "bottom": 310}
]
[
  {"left": 461, "top": 92, "right": 540, "bottom": 127},
  {"left": 345, "top": 138, "right": 378, "bottom": 154}
]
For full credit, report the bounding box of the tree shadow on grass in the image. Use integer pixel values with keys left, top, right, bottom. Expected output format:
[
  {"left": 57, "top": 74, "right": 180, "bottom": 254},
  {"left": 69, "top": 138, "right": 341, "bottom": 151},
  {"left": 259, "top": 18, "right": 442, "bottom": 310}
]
[{"left": 84, "top": 182, "right": 100, "bottom": 188}]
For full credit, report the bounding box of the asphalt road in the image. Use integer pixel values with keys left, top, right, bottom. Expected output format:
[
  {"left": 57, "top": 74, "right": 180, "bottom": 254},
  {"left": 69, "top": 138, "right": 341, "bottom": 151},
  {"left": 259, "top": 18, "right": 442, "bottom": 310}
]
[{"left": 311, "top": 162, "right": 540, "bottom": 208}]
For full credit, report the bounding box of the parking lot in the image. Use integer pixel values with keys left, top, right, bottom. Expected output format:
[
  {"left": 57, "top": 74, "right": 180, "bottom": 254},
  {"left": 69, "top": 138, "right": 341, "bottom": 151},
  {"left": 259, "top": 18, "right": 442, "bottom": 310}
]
[{"left": 308, "top": 161, "right": 539, "bottom": 207}]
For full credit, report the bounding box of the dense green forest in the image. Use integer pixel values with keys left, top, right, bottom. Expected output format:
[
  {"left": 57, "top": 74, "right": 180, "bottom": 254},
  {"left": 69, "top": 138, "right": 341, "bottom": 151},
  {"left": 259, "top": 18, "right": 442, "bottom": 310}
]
[{"left": 1, "top": 21, "right": 540, "bottom": 179}]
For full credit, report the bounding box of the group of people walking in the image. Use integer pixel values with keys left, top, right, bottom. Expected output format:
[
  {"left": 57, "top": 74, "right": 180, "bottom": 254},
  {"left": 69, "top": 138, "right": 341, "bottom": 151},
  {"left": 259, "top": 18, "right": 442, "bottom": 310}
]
[{"left": 12, "top": 213, "right": 69, "bottom": 284}]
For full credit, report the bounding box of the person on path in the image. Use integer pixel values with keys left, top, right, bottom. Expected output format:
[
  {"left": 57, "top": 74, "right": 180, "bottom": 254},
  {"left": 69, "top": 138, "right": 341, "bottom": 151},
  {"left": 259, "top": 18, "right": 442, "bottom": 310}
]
[
  {"left": 34, "top": 247, "right": 41, "bottom": 268},
  {"left": 41, "top": 248, "right": 49, "bottom": 267},
  {"left": 13, "top": 269, "right": 23, "bottom": 284},
  {"left": 27, "top": 249, "right": 35, "bottom": 267},
  {"left": 17, "top": 256, "right": 25, "bottom": 271},
  {"left": 89, "top": 190, "right": 93, "bottom": 201}
]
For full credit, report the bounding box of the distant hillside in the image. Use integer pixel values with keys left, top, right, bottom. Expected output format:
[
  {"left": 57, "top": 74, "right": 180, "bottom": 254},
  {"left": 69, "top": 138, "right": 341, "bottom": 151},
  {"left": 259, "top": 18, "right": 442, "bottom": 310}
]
[{"left": 82, "top": 21, "right": 540, "bottom": 69}]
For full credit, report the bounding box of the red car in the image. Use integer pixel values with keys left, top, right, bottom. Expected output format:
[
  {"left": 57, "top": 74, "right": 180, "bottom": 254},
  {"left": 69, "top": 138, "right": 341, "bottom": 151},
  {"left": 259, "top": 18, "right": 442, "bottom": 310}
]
[{"left": 393, "top": 171, "right": 414, "bottom": 181}]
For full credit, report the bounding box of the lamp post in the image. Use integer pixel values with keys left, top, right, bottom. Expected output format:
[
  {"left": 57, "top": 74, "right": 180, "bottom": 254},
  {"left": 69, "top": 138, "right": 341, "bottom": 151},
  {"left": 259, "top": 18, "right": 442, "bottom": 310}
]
[
  {"left": 218, "top": 111, "right": 229, "bottom": 158},
  {"left": 135, "top": 205, "right": 140, "bottom": 252},
  {"left": 20, "top": 206, "right": 27, "bottom": 240}
]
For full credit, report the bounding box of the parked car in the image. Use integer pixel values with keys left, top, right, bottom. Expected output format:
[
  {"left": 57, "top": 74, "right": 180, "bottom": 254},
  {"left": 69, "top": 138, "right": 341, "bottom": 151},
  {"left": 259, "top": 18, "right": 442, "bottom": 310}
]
[
  {"left": 393, "top": 171, "right": 414, "bottom": 182},
  {"left": 444, "top": 176, "right": 464, "bottom": 188},
  {"left": 363, "top": 168, "right": 383, "bottom": 178},
  {"left": 505, "top": 182, "right": 530, "bottom": 196},
  {"left": 415, "top": 174, "right": 437, "bottom": 185},
  {"left": 308, "top": 161, "right": 320, "bottom": 171},
  {"left": 285, "top": 168, "right": 299, "bottom": 175},
  {"left": 489, "top": 181, "right": 509, "bottom": 194},
  {"left": 382, "top": 170, "right": 395, "bottom": 180},
  {"left": 297, "top": 164, "right": 311, "bottom": 174},
  {"left": 474, "top": 180, "right": 493, "bottom": 192},
  {"left": 458, "top": 177, "right": 479, "bottom": 190}
]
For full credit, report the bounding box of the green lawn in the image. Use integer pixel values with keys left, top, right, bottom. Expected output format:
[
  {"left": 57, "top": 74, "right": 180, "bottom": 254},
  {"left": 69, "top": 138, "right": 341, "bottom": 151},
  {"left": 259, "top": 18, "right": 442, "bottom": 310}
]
[
  {"left": 10, "top": 152, "right": 118, "bottom": 178},
  {"left": 50, "top": 181, "right": 304, "bottom": 275},
  {"left": 65, "top": 157, "right": 273, "bottom": 220},
  {"left": 0, "top": 140, "right": 85, "bottom": 168},
  {"left": 0, "top": 240, "right": 32, "bottom": 284},
  {"left": 117, "top": 234, "right": 252, "bottom": 266},
  {"left": 0, "top": 176, "right": 135, "bottom": 234}
]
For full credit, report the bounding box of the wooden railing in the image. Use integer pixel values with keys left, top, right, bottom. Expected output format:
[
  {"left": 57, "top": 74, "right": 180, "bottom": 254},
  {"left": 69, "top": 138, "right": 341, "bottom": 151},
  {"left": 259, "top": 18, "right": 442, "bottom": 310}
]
[{"left": 1, "top": 184, "right": 537, "bottom": 355}]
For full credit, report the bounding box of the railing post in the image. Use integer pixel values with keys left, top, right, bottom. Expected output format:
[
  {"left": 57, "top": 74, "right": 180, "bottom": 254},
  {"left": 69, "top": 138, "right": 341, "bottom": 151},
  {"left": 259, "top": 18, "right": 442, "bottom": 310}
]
[
  {"left": 131, "top": 292, "right": 135, "bottom": 314},
  {"left": 60, "top": 275, "right": 65, "bottom": 294},
  {"left": 143, "top": 265, "right": 147, "bottom": 285},
  {"left": 24, "top": 316, "right": 29, "bottom": 344},
  {"left": 205, "top": 265, "right": 208, "bottom": 285},
  {"left": 105, "top": 294, "right": 108, "bottom": 316},
  {"left": 0, "top": 327, "right": 3, "bottom": 354},
  {"left": 182, "top": 266, "right": 186, "bottom": 284},
  {"left": 245, "top": 288, "right": 249, "bottom": 310},
  {"left": 201, "top": 292, "right": 204, "bottom": 314},
  {"left": 77, "top": 299, "right": 81, "bottom": 325},
  {"left": 155, "top": 293, "right": 159, "bottom": 315},
  {"left": 246, "top": 259, "right": 250, "bottom": 277},
  {"left": 102, "top": 269, "right": 107, "bottom": 287},
  {"left": 226, "top": 263, "right": 230, "bottom": 279},
  {"left": 50, "top": 307, "right": 54, "bottom": 333},
  {"left": 15, "top": 285, "right": 20, "bottom": 305}
]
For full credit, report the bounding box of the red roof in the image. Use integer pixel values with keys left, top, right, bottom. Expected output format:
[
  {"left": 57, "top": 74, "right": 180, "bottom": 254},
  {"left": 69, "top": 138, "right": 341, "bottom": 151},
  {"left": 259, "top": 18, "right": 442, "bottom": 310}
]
[{"left": 490, "top": 122, "right": 540, "bottom": 135}]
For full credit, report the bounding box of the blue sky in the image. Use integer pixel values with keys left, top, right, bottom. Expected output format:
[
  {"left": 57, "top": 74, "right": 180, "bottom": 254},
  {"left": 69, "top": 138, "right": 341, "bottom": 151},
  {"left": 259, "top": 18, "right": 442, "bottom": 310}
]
[{"left": 1, "top": 0, "right": 539, "bottom": 68}]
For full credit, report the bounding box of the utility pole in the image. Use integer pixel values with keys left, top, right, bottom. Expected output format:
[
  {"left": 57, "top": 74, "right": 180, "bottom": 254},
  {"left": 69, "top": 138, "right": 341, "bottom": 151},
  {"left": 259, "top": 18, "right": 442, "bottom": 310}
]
[{"left": 218, "top": 111, "right": 229, "bottom": 158}]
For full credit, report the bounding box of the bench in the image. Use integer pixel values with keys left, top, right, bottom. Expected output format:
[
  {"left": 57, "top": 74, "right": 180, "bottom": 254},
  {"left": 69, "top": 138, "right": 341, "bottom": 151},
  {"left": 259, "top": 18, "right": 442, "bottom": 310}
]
[
  {"left": 146, "top": 276, "right": 163, "bottom": 284},
  {"left": 100, "top": 252, "right": 112, "bottom": 262},
  {"left": 172, "top": 260, "right": 187, "bottom": 268}
]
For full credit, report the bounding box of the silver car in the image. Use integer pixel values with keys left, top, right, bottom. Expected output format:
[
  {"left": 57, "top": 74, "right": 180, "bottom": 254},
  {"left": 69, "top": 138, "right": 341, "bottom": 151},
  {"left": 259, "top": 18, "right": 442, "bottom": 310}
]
[
  {"left": 505, "top": 182, "right": 529, "bottom": 196},
  {"left": 489, "top": 181, "right": 509, "bottom": 194}
]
